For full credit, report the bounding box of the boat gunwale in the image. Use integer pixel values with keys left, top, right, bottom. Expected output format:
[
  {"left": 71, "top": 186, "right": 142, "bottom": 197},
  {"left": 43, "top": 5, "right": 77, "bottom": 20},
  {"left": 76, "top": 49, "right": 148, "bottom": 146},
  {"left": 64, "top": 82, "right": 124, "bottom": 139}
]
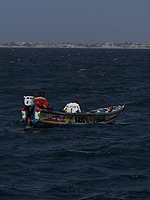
[{"left": 39, "top": 105, "right": 125, "bottom": 117}]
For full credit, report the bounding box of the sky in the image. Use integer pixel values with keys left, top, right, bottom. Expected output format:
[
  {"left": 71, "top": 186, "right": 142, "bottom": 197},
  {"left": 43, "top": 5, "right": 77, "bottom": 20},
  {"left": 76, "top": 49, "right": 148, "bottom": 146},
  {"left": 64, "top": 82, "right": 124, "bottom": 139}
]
[{"left": 0, "top": 0, "right": 150, "bottom": 43}]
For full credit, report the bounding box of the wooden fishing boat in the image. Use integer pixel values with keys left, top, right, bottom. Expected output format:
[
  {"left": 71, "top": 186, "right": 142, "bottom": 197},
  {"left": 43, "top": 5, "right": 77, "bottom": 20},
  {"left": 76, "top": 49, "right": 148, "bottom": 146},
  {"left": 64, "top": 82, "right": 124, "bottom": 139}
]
[{"left": 21, "top": 97, "right": 125, "bottom": 128}]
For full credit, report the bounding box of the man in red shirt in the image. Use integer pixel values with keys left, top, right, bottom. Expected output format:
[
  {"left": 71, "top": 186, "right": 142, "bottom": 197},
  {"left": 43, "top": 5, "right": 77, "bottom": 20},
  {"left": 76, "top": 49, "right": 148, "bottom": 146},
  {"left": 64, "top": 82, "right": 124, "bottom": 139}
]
[{"left": 34, "top": 90, "right": 53, "bottom": 110}]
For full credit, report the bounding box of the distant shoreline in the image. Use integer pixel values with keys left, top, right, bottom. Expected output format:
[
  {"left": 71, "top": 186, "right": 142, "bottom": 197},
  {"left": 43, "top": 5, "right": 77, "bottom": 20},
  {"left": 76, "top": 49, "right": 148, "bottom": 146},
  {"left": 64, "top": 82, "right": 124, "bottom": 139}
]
[
  {"left": 0, "top": 42, "right": 150, "bottom": 49},
  {"left": 0, "top": 46, "right": 150, "bottom": 50}
]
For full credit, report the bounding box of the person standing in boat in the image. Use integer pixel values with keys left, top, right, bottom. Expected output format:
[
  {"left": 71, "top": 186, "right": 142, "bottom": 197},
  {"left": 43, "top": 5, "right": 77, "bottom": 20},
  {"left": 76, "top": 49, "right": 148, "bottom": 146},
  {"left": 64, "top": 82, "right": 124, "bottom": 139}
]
[
  {"left": 34, "top": 90, "right": 53, "bottom": 110},
  {"left": 63, "top": 99, "right": 81, "bottom": 113}
]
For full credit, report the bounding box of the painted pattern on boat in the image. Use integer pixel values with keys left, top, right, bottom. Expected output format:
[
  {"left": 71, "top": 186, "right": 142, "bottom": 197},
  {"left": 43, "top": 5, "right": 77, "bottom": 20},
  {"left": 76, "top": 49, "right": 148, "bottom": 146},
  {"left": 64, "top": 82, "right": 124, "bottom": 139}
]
[{"left": 21, "top": 105, "right": 125, "bottom": 127}]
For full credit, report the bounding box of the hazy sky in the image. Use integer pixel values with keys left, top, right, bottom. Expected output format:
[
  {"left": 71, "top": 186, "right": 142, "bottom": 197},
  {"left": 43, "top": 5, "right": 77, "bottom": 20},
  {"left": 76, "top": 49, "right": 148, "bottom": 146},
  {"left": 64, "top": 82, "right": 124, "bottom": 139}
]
[{"left": 0, "top": 0, "right": 150, "bottom": 43}]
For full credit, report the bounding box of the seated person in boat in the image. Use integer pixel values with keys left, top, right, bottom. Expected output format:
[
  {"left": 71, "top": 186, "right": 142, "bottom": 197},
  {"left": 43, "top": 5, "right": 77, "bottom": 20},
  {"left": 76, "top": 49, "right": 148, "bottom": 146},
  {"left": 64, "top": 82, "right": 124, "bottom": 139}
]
[
  {"left": 63, "top": 99, "right": 81, "bottom": 113},
  {"left": 34, "top": 90, "right": 53, "bottom": 110}
]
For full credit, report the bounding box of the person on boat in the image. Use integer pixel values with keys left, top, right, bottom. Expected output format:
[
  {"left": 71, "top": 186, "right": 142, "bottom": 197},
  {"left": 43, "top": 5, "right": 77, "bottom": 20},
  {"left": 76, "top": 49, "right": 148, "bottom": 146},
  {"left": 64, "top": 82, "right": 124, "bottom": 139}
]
[
  {"left": 63, "top": 99, "right": 81, "bottom": 113},
  {"left": 34, "top": 90, "right": 53, "bottom": 110}
]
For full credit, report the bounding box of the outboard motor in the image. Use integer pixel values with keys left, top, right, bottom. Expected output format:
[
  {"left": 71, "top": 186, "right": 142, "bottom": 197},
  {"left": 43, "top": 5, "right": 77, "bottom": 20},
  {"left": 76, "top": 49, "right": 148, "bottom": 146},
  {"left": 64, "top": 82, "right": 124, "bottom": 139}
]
[{"left": 23, "top": 96, "right": 34, "bottom": 125}]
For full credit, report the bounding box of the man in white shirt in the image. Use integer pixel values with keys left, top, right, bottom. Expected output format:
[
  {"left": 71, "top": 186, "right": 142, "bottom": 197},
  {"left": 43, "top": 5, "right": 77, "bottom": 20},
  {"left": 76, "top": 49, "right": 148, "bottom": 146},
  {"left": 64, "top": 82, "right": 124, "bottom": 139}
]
[{"left": 63, "top": 99, "right": 81, "bottom": 113}]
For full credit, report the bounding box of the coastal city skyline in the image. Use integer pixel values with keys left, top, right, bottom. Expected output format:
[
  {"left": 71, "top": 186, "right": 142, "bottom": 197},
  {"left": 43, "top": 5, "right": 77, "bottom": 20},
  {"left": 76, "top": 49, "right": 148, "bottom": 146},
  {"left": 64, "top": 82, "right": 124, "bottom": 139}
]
[{"left": 0, "top": 1, "right": 150, "bottom": 44}]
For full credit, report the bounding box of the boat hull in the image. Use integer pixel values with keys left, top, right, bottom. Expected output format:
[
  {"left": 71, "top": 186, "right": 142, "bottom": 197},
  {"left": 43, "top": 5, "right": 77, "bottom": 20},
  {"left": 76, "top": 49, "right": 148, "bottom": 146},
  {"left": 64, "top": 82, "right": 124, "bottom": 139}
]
[{"left": 21, "top": 104, "right": 125, "bottom": 128}]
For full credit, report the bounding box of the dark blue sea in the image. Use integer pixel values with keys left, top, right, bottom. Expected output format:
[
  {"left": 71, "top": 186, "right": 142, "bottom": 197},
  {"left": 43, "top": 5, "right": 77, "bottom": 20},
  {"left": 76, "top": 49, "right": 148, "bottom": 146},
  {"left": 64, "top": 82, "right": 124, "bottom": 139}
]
[{"left": 0, "top": 48, "right": 150, "bottom": 200}]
